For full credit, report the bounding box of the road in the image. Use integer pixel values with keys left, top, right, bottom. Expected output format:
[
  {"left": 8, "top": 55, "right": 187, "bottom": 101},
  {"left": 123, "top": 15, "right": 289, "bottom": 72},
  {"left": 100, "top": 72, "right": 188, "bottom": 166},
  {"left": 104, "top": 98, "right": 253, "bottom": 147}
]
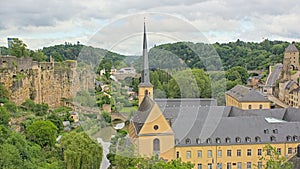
[
  {"left": 266, "top": 63, "right": 283, "bottom": 86},
  {"left": 267, "top": 95, "right": 289, "bottom": 108}
]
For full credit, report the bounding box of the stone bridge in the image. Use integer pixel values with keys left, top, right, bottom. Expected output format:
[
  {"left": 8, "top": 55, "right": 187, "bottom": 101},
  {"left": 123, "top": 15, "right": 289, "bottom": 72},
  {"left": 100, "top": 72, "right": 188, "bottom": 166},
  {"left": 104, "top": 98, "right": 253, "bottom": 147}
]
[{"left": 111, "top": 112, "right": 127, "bottom": 122}]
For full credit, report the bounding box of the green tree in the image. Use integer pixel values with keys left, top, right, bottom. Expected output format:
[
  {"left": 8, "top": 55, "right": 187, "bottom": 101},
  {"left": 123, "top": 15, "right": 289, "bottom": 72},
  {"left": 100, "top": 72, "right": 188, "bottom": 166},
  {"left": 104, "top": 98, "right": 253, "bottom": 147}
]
[
  {"left": 26, "top": 120, "right": 58, "bottom": 148},
  {"left": 9, "top": 39, "right": 30, "bottom": 57},
  {"left": 260, "top": 144, "right": 293, "bottom": 169},
  {"left": 60, "top": 132, "right": 103, "bottom": 169},
  {"left": 0, "top": 143, "right": 22, "bottom": 169},
  {"left": 0, "top": 107, "right": 10, "bottom": 126},
  {"left": 0, "top": 84, "right": 9, "bottom": 103}
]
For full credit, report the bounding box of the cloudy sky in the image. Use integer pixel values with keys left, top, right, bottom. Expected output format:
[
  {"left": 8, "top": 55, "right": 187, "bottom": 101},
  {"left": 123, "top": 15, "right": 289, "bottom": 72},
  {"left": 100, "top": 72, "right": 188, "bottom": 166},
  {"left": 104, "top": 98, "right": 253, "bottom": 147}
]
[{"left": 1, "top": 0, "right": 300, "bottom": 55}]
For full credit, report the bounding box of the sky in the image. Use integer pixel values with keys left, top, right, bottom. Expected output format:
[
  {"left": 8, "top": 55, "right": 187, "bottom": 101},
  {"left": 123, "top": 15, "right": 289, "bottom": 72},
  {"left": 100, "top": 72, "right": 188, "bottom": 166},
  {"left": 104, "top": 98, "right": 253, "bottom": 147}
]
[{"left": 1, "top": 0, "right": 300, "bottom": 55}]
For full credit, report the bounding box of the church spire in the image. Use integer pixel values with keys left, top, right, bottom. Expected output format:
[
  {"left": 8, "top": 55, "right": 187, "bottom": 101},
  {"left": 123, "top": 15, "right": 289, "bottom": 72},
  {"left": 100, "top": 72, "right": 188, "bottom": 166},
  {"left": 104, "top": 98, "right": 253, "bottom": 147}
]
[
  {"left": 140, "top": 20, "right": 152, "bottom": 86},
  {"left": 138, "top": 20, "right": 153, "bottom": 105}
]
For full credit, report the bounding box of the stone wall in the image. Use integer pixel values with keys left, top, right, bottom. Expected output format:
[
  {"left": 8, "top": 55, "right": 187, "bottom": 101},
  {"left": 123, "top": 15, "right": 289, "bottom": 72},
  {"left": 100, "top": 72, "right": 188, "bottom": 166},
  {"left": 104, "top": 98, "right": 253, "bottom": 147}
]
[{"left": 0, "top": 56, "right": 85, "bottom": 108}]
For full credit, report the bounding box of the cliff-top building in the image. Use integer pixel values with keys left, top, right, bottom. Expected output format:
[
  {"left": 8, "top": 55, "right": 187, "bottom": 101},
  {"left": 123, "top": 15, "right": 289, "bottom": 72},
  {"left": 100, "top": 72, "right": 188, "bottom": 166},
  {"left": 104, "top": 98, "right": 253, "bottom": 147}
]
[{"left": 129, "top": 23, "right": 300, "bottom": 169}]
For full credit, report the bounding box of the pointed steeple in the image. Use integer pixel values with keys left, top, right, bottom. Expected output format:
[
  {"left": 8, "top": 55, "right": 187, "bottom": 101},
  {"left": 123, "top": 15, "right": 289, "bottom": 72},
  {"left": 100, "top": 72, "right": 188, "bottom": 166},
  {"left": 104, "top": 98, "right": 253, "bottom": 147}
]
[{"left": 139, "top": 20, "right": 152, "bottom": 87}]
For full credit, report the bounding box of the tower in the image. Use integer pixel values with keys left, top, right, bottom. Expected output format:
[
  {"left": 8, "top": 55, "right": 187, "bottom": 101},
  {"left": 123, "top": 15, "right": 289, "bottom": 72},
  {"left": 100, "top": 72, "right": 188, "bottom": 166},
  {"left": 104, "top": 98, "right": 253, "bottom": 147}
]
[
  {"left": 138, "top": 21, "right": 153, "bottom": 105},
  {"left": 283, "top": 43, "right": 299, "bottom": 71}
]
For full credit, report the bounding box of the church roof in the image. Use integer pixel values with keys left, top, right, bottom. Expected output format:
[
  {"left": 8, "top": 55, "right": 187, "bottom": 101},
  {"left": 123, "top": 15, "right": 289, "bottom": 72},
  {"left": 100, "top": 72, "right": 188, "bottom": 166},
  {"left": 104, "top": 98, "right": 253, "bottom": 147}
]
[
  {"left": 285, "top": 43, "right": 299, "bottom": 53},
  {"left": 226, "top": 85, "right": 269, "bottom": 102},
  {"left": 161, "top": 106, "right": 300, "bottom": 146},
  {"left": 131, "top": 95, "right": 155, "bottom": 134}
]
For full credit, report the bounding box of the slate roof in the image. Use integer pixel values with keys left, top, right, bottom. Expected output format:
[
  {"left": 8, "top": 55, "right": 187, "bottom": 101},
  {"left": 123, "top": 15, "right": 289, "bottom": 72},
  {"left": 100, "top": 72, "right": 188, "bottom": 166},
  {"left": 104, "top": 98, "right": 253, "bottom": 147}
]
[
  {"left": 286, "top": 44, "right": 299, "bottom": 53},
  {"left": 131, "top": 96, "right": 155, "bottom": 134},
  {"left": 155, "top": 98, "right": 217, "bottom": 110},
  {"left": 286, "top": 80, "right": 297, "bottom": 90},
  {"left": 226, "top": 85, "right": 269, "bottom": 102},
  {"left": 160, "top": 106, "right": 300, "bottom": 146}
]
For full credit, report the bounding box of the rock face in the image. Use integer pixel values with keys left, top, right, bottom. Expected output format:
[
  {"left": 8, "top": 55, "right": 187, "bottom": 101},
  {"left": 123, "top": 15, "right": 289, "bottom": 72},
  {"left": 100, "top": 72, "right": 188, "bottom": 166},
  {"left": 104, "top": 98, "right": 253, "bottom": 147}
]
[{"left": 0, "top": 56, "right": 80, "bottom": 108}]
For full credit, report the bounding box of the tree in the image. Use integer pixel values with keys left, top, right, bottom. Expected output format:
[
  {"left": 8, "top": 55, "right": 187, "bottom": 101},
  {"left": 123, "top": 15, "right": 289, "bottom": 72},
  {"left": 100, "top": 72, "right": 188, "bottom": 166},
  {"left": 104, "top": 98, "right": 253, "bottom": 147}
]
[
  {"left": 0, "top": 107, "right": 10, "bottom": 126},
  {"left": 26, "top": 120, "right": 58, "bottom": 148},
  {"left": 0, "top": 84, "right": 9, "bottom": 103},
  {"left": 260, "top": 144, "right": 293, "bottom": 169},
  {"left": 60, "top": 132, "right": 103, "bottom": 169},
  {"left": 0, "top": 143, "right": 22, "bottom": 168},
  {"left": 9, "top": 39, "right": 30, "bottom": 57}
]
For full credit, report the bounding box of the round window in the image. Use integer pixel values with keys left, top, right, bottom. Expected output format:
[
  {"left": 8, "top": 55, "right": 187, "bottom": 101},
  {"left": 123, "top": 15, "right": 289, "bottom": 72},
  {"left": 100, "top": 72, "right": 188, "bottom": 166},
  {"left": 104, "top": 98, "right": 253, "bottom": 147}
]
[{"left": 153, "top": 125, "right": 159, "bottom": 130}]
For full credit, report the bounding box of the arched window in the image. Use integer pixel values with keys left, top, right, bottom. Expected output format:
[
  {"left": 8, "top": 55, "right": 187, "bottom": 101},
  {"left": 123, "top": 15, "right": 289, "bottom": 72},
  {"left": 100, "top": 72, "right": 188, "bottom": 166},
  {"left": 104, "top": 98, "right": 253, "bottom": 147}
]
[
  {"left": 225, "top": 137, "right": 231, "bottom": 143},
  {"left": 145, "top": 89, "right": 148, "bottom": 96},
  {"left": 186, "top": 138, "right": 191, "bottom": 144},
  {"left": 175, "top": 139, "right": 179, "bottom": 145},
  {"left": 248, "top": 105, "right": 252, "bottom": 109},
  {"left": 245, "top": 137, "right": 251, "bottom": 143},
  {"left": 264, "top": 129, "right": 269, "bottom": 134},
  {"left": 216, "top": 138, "right": 221, "bottom": 143},
  {"left": 255, "top": 136, "right": 261, "bottom": 142},
  {"left": 153, "top": 138, "right": 160, "bottom": 153},
  {"left": 206, "top": 138, "right": 212, "bottom": 144},
  {"left": 287, "top": 136, "right": 292, "bottom": 141},
  {"left": 270, "top": 136, "right": 276, "bottom": 142},
  {"left": 236, "top": 137, "right": 241, "bottom": 143},
  {"left": 259, "top": 104, "right": 263, "bottom": 109},
  {"left": 293, "top": 135, "right": 298, "bottom": 141}
]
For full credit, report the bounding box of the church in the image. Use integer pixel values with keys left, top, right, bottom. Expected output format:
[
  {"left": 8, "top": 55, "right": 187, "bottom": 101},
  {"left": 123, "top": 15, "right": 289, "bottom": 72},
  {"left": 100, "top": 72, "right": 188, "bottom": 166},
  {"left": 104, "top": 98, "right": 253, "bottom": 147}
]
[{"left": 129, "top": 22, "right": 300, "bottom": 169}]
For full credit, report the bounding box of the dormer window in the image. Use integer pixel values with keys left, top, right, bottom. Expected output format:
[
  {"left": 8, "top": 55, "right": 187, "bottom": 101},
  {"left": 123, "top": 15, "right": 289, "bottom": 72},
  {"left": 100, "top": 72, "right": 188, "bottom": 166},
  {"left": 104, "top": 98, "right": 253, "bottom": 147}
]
[
  {"left": 175, "top": 139, "right": 179, "bottom": 144},
  {"left": 287, "top": 136, "right": 292, "bottom": 141},
  {"left": 225, "top": 137, "right": 231, "bottom": 143},
  {"left": 216, "top": 138, "right": 221, "bottom": 144},
  {"left": 245, "top": 137, "right": 251, "bottom": 143},
  {"left": 186, "top": 138, "right": 191, "bottom": 144},
  {"left": 264, "top": 129, "right": 269, "bottom": 134},
  {"left": 206, "top": 138, "right": 212, "bottom": 144},
  {"left": 255, "top": 136, "right": 261, "bottom": 142},
  {"left": 196, "top": 138, "right": 201, "bottom": 144},
  {"left": 270, "top": 136, "right": 276, "bottom": 142},
  {"left": 293, "top": 136, "right": 298, "bottom": 141},
  {"left": 236, "top": 137, "right": 241, "bottom": 143},
  {"left": 273, "top": 129, "right": 278, "bottom": 134}
]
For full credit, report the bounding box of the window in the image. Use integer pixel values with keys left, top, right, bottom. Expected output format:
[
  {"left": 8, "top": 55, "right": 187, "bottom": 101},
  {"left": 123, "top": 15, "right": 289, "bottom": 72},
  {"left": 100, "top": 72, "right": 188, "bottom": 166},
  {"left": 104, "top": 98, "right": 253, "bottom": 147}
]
[
  {"left": 218, "top": 150, "right": 222, "bottom": 157},
  {"left": 248, "top": 105, "right": 252, "bottom": 109},
  {"left": 273, "top": 129, "right": 278, "bottom": 134},
  {"left": 225, "top": 137, "right": 231, "bottom": 143},
  {"left": 258, "top": 149, "right": 262, "bottom": 156},
  {"left": 208, "top": 150, "right": 212, "bottom": 158},
  {"left": 245, "top": 137, "right": 251, "bottom": 143},
  {"left": 175, "top": 139, "right": 179, "bottom": 144},
  {"left": 236, "top": 137, "right": 241, "bottom": 143},
  {"left": 258, "top": 162, "right": 262, "bottom": 169},
  {"left": 293, "top": 135, "right": 298, "bottom": 141},
  {"left": 186, "top": 151, "right": 191, "bottom": 159},
  {"left": 277, "top": 148, "right": 281, "bottom": 155},
  {"left": 176, "top": 151, "right": 179, "bottom": 158},
  {"left": 267, "top": 149, "right": 271, "bottom": 156},
  {"left": 208, "top": 163, "right": 212, "bottom": 169},
  {"left": 153, "top": 138, "right": 160, "bottom": 153},
  {"left": 198, "top": 150, "right": 202, "bottom": 158},
  {"left": 197, "top": 164, "right": 202, "bottom": 169},
  {"left": 237, "top": 162, "right": 242, "bottom": 169},
  {"left": 216, "top": 138, "right": 221, "bottom": 143},
  {"left": 206, "top": 138, "right": 212, "bottom": 144},
  {"left": 247, "top": 149, "right": 252, "bottom": 156},
  {"left": 264, "top": 129, "right": 269, "bottom": 134},
  {"left": 227, "top": 150, "right": 232, "bottom": 157},
  {"left": 153, "top": 125, "right": 159, "bottom": 130},
  {"left": 247, "top": 162, "right": 251, "bottom": 169},
  {"left": 255, "top": 137, "right": 261, "bottom": 142},
  {"left": 145, "top": 89, "right": 148, "bottom": 96},
  {"left": 196, "top": 138, "right": 201, "bottom": 144},
  {"left": 288, "top": 147, "right": 293, "bottom": 154},
  {"left": 259, "top": 104, "right": 263, "bottom": 109},
  {"left": 217, "top": 163, "right": 222, "bottom": 169},
  {"left": 270, "top": 136, "right": 276, "bottom": 142},
  {"left": 237, "top": 149, "right": 241, "bottom": 157},
  {"left": 186, "top": 138, "right": 191, "bottom": 144},
  {"left": 227, "top": 163, "right": 232, "bottom": 169},
  {"left": 287, "top": 136, "right": 292, "bottom": 141}
]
